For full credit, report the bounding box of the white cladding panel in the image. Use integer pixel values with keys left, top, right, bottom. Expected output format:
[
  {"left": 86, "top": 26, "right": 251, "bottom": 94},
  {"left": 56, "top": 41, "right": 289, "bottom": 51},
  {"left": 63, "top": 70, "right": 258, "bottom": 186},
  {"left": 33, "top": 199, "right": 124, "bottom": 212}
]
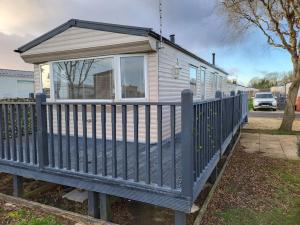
[{"left": 0, "top": 76, "right": 34, "bottom": 99}]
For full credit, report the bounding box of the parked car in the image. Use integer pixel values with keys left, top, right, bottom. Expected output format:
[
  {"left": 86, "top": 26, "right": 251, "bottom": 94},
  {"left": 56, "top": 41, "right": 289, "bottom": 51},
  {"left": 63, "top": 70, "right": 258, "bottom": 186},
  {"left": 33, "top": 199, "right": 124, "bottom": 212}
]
[{"left": 253, "top": 92, "right": 277, "bottom": 111}]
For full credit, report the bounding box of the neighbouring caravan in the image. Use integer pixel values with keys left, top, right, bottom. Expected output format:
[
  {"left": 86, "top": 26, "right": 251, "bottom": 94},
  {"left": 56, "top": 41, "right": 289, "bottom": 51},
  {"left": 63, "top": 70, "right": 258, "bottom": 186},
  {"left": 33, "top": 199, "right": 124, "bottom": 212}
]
[
  {"left": 0, "top": 69, "right": 34, "bottom": 99},
  {"left": 16, "top": 19, "right": 242, "bottom": 142}
]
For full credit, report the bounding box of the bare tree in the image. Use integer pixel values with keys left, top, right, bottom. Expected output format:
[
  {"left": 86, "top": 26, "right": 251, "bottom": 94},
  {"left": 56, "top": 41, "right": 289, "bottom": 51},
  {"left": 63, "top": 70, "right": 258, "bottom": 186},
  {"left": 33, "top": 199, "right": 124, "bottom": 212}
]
[
  {"left": 222, "top": 0, "right": 299, "bottom": 131},
  {"left": 55, "top": 59, "right": 95, "bottom": 98}
]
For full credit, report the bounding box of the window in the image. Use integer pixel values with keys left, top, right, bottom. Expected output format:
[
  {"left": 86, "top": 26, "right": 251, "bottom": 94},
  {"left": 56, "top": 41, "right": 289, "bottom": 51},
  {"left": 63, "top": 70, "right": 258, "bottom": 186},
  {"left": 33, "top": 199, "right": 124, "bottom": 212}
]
[
  {"left": 46, "top": 54, "right": 146, "bottom": 101},
  {"left": 52, "top": 57, "right": 114, "bottom": 99},
  {"left": 200, "top": 68, "right": 206, "bottom": 85},
  {"left": 189, "top": 66, "right": 197, "bottom": 95},
  {"left": 40, "top": 64, "right": 51, "bottom": 98},
  {"left": 120, "top": 56, "right": 145, "bottom": 98},
  {"left": 200, "top": 67, "right": 206, "bottom": 99}
]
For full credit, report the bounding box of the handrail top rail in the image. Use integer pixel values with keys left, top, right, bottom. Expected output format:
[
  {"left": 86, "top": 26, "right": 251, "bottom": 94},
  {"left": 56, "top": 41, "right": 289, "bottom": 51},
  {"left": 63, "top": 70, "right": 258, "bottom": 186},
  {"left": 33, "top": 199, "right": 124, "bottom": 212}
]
[
  {"left": 43, "top": 101, "right": 182, "bottom": 106},
  {"left": 0, "top": 102, "right": 36, "bottom": 105}
]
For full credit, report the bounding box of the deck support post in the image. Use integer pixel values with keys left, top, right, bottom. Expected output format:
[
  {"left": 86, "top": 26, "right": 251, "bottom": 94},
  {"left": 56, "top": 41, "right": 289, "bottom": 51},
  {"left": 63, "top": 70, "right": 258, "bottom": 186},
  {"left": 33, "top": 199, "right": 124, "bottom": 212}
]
[
  {"left": 88, "top": 192, "right": 110, "bottom": 220},
  {"left": 13, "top": 175, "right": 23, "bottom": 197},
  {"left": 208, "top": 167, "right": 218, "bottom": 184},
  {"left": 100, "top": 193, "right": 110, "bottom": 221},
  {"left": 174, "top": 211, "right": 186, "bottom": 225},
  {"left": 88, "top": 191, "right": 100, "bottom": 219}
]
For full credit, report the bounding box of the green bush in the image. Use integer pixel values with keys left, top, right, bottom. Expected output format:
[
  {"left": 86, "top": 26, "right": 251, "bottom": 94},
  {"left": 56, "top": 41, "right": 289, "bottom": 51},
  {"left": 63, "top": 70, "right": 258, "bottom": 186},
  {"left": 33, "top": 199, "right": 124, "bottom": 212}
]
[{"left": 248, "top": 98, "right": 253, "bottom": 111}]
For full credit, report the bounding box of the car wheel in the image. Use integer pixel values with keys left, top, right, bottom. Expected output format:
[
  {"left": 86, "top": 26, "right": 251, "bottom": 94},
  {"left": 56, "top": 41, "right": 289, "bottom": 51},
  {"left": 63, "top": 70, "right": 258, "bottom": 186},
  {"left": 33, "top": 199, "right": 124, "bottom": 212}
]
[
  {"left": 273, "top": 109, "right": 276, "bottom": 111},
  {"left": 253, "top": 108, "right": 256, "bottom": 111}
]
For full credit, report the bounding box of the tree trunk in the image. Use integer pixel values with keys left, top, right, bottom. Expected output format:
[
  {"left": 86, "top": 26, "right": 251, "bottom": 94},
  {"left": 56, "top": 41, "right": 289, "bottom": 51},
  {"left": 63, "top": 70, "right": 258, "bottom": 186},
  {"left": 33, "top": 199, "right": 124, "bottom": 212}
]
[{"left": 279, "top": 61, "right": 300, "bottom": 131}]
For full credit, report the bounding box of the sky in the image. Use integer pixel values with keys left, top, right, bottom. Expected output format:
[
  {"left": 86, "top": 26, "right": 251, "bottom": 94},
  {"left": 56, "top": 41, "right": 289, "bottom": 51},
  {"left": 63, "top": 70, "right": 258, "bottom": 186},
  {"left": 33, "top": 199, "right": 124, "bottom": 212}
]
[{"left": 0, "top": 0, "right": 293, "bottom": 85}]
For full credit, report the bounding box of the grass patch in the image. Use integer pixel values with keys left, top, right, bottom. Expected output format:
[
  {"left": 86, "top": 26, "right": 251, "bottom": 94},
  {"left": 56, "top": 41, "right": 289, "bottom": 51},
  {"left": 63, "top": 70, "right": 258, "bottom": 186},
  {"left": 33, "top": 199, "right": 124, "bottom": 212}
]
[
  {"left": 297, "top": 136, "right": 300, "bottom": 157},
  {"left": 216, "top": 207, "right": 300, "bottom": 225},
  {"left": 248, "top": 98, "right": 253, "bottom": 111},
  {"left": 210, "top": 149, "right": 300, "bottom": 225},
  {"left": 0, "top": 206, "right": 64, "bottom": 225},
  {"left": 16, "top": 216, "right": 62, "bottom": 225}
]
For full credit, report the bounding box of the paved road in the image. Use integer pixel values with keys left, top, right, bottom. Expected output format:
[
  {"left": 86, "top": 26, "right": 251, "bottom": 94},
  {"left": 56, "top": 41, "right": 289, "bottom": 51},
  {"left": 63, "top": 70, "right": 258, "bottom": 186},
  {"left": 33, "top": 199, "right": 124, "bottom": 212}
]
[{"left": 249, "top": 110, "right": 300, "bottom": 119}]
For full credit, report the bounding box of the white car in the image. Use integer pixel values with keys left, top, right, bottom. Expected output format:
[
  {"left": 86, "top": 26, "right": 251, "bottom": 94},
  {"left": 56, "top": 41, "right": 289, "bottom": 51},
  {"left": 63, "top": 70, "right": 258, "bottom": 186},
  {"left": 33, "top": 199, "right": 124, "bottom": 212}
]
[{"left": 253, "top": 92, "right": 277, "bottom": 111}]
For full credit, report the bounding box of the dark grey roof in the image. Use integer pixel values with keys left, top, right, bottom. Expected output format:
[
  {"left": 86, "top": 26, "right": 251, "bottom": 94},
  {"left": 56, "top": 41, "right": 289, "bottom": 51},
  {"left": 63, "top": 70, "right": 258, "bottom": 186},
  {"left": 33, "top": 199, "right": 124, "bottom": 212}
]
[
  {"left": 0, "top": 69, "right": 33, "bottom": 78},
  {"left": 15, "top": 19, "right": 228, "bottom": 75}
]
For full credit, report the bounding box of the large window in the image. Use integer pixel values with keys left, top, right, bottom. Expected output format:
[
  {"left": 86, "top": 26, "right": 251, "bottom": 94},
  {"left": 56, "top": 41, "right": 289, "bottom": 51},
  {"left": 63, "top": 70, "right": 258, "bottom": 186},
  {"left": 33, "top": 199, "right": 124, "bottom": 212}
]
[
  {"left": 52, "top": 58, "right": 114, "bottom": 100},
  {"left": 120, "top": 56, "right": 145, "bottom": 98},
  {"left": 43, "top": 55, "right": 146, "bottom": 101},
  {"left": 189, "top": 65, "right": 197, "bottom": 95},
  {"left": 40, "top": 64, "right": 51, "bottom": 98}
]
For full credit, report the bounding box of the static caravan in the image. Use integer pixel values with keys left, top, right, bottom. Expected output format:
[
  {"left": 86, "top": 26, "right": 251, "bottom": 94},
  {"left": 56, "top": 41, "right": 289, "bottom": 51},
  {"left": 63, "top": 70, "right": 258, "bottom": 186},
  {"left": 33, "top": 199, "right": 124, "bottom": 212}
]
[
  {"left": 0, "top": 69, "right": 34, "bottom": 99},
  {"left": 9, "top": 19, "right": 249, "bottom": 222},
  {"left": 16, "top": 19, "right": 231, "bottom": 142}
]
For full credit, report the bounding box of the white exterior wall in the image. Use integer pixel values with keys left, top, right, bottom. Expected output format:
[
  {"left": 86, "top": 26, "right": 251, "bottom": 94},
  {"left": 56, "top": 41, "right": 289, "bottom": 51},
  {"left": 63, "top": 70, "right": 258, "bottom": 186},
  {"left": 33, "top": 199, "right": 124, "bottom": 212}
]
[
  {"left": 30, "top": 27, "right": 159, "bottom": 143},
  {"left": 27, "top": 27, "right": 239, "bottom": 143},
  {"left": 157, "top": 43, "right": 228, "bottom": 139},
  {"left": 157, "top": 44, "right": 227, "bottom": 102},
  {"left": 0, "top": 76, "right": 34, "bottom": 99}
]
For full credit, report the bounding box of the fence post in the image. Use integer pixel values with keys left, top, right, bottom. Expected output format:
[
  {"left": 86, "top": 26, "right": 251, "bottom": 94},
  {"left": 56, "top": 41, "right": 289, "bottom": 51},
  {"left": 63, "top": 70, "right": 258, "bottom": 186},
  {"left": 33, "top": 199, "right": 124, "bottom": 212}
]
[
  {"left": 177, "top": 89, "right": 194, "bottom": 224},
  {"left": 181, "top": 89, "right": 194, "bottom": 198},
  {"left": 36, "top": 93, "right": 49, "bottom": 168}
]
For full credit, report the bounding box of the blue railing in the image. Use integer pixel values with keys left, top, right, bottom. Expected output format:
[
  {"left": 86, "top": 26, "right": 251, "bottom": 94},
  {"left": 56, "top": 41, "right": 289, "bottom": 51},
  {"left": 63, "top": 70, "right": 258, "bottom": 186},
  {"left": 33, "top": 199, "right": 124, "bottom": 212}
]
[{"left": 0, "top": 90, "right": 248, "bottom": 213}]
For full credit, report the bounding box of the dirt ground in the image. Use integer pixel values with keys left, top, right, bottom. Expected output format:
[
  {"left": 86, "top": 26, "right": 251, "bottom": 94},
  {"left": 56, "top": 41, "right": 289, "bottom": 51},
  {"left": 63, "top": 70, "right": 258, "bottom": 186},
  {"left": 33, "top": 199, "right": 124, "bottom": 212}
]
[
  {"left": 244, "top": 117, "right": 300, "bottom": 130},
  {"left": 200, "top": 143, "right": 300, "bottom": 225}
]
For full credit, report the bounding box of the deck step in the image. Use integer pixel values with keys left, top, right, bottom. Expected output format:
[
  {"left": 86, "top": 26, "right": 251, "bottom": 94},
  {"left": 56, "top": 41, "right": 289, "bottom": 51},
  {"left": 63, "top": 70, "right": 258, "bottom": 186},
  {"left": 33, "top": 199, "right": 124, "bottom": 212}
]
[{"left": 63, "top": 189, "right": 88, "bottom": 203}]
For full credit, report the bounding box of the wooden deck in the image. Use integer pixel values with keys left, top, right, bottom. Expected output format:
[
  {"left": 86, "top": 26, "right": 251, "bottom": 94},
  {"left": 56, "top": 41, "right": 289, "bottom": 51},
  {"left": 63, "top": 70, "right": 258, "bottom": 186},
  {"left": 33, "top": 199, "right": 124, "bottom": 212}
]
[
  {"left": 0, "top": 91, "right": 249, "bottom": 225},
  {"left": 7, "top": 134, "right": 183, "bottom": 189}
]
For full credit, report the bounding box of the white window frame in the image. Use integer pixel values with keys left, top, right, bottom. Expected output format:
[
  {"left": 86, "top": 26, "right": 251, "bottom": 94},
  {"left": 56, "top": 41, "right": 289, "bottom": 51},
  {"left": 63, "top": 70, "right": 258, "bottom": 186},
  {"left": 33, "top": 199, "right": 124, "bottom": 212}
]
[
  {"left": 42, "top": 53, "right": 148, "bottom": 102},
  {"left": 200, "top": 66, "right": 206, "bottom": 99},
  {"left": 117, "top": 54, "right": 148, "bottom": 102},
  {"left": 189, "top": 65, "right": 198, "bottom": 94}
]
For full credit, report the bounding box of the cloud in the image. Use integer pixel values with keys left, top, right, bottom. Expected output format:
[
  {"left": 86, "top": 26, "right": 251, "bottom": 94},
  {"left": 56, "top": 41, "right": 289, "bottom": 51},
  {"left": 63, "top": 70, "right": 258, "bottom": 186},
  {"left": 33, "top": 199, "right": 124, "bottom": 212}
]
[
  {"left": 0, "top": 32, "right": 33, "bottom": 70},
  {"left": 0, "top": 0, "right": 291, "bottom": 85}
]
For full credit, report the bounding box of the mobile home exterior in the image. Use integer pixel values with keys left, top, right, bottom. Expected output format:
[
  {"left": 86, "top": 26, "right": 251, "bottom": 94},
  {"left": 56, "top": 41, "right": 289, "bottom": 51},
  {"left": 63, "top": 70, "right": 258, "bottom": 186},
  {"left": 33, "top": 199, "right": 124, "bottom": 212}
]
[
  {"left": 0, "top": 69, "right": 34, "bottom": 99},
  {"left": 5, "top": 19, "right": 249, "bottom": 224},
  {"left": 16, "top": 19, "right": 236, "bottom": 142}
]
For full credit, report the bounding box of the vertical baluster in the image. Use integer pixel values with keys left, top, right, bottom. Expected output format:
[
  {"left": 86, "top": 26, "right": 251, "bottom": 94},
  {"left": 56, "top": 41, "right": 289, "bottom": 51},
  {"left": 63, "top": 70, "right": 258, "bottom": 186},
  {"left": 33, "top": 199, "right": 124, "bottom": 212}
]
[
  {"left": 23, "top": 105, "right": 29, "bottom": 163},
  {"left": 205, "top": 102, "right": 209, "bottom": 165},
  {"left": 65, "top": 105, "right": 70, "bottom": 170},
  {"left": 170, "top": 105, "right": 176, "bottom": 189},
  {"left": 209, "top": 102, "right": 214, "bottom": 156},
  {"left": 82, "top": 104, "right": 88, "bottom": 173},
  {"left": 145, "top": 105, "right": 151, "bottom": 184},
  {"left": 0, "top": 105, "right": 3, "bottom": 159},
  {"left": 122, "top": 105, "right": 127, "bottom": 180},
  {"left": 200, "top": 104, "right": 204, "bottom": 172},
  {"left": 157, "top": 105, "right": 163, "bottom": 186},
  {"left": 73, "top": 105, "right": 79, "bottom": 171},
  {"left": 31, "top": 105, "right": 37, "bottom": 165},
  {"left": 10, "top": 105, "right": 17, "bottom": 161},
  {"left": 57, "top": 104, "right": 62, "bottom": 169},
  {"left": 193, "top": 105, "right": 197, "bottom": 181},
  {"left": 4, "top": 104, "right": 10, "bottom": 160},
  {"left": 212, "top": 102, "right": 215, "bottom": 155},
  {"left": 133, "top": 105, "right": 139, "bottom": 182},
  {"left": 111, "top": 105, "right": 117, "bottom": 178},
  {"left": 48, "top": 105, "right": 54, "bottom": 167},
  {"left": 101, "top": 105, "right": 107, "bottom": 176},
  {"left": 197, "top": 104, "right": 201, "bottom": 177},
  {"left": 91, "top": 104, "right": 97, "bottom": 175}
]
